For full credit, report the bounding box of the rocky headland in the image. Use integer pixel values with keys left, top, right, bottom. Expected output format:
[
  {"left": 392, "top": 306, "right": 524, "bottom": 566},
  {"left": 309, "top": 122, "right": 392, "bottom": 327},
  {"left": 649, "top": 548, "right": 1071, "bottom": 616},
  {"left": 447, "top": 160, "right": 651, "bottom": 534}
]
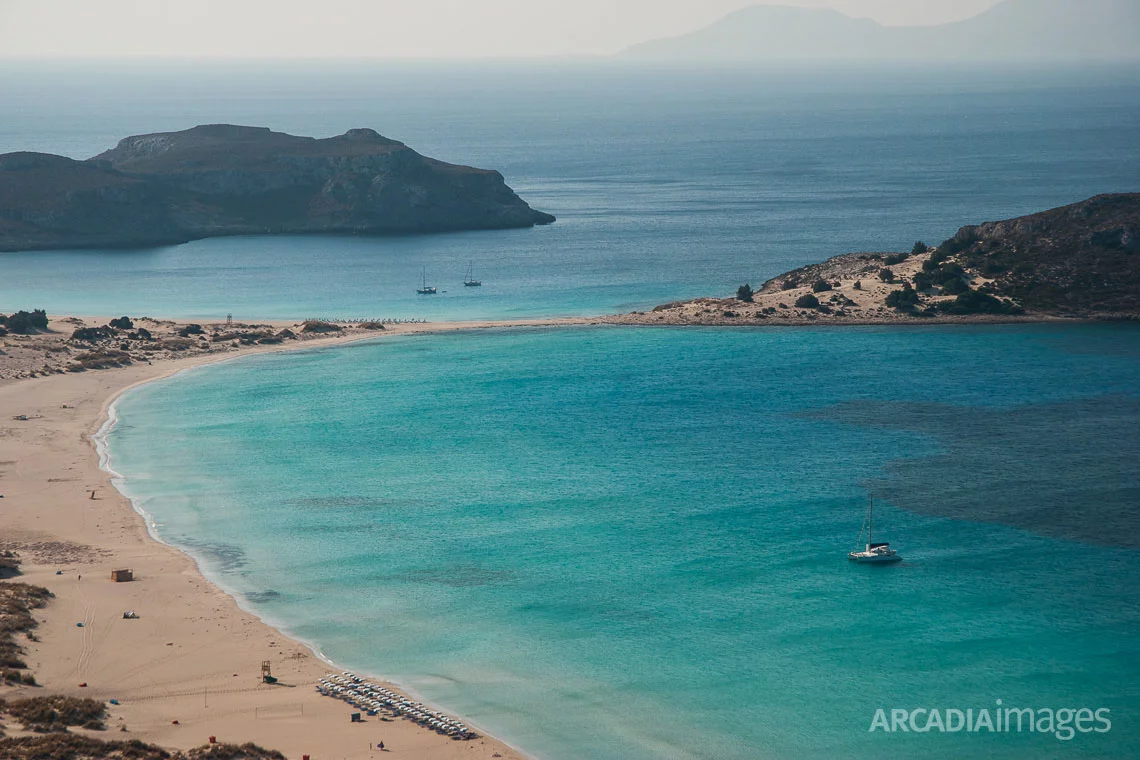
[
  {"left": 611, "top": 194, "right": 1140, "bottom": 327},
  {"left": 0, "top": 125, "right": 555, "bottom": 252}
]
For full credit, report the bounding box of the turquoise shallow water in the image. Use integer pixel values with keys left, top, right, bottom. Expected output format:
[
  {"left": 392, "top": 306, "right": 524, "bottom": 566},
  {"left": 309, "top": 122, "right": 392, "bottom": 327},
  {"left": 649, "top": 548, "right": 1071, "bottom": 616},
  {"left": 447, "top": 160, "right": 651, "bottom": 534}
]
[{"left": 105, "top": 324, "right": 1140, "bottom": 759}]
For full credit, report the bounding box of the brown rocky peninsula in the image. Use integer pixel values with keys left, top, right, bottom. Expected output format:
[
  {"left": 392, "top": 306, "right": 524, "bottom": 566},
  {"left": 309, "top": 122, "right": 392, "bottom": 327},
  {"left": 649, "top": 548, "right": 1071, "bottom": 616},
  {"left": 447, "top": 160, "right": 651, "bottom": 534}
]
[{"left": 610, "top": 193, "right": 1140, "bottom": 326}]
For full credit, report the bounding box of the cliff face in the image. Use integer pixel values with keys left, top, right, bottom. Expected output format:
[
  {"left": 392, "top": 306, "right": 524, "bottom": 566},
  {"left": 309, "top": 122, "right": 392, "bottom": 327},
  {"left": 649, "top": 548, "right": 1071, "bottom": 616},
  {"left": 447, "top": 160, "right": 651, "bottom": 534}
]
[
  {"left": 942, "top": 193, "right": 1140, "bottom": 315},
  {"left": 0, "top": 125, "right": 554, "bottom": 252}
]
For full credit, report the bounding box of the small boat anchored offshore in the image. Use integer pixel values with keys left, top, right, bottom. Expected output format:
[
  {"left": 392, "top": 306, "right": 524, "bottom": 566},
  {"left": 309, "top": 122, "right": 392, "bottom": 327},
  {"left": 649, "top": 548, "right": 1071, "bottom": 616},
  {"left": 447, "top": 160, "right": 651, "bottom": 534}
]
[
  {"left": 416, "top": 267, "right": 437, "bottom": 295},
  {"left": 848, "top": 495, "right": 902, "bottom": 564},
  {"left": 463, "top": 261, "right": 481, "bottom": 287}
]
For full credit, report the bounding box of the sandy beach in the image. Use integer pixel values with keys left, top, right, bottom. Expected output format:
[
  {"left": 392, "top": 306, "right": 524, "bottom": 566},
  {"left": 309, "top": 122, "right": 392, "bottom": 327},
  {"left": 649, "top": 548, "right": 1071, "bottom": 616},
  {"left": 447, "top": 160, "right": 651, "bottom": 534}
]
[{"left": 0, "top": 316, "right": 591, "bottom": 758}]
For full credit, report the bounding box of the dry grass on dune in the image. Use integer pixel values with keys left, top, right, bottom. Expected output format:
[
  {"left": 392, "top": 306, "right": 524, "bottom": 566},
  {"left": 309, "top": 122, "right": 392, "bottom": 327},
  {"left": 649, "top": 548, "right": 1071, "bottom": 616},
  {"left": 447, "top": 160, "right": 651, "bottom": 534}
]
[{"left": 0, "top": 734, "right": 285, "bottom": 760}]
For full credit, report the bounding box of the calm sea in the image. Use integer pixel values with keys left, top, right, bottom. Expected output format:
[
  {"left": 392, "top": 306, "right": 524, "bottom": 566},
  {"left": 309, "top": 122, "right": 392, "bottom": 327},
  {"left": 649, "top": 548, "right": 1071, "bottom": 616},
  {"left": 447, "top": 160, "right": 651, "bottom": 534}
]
[
  {"left": 1, "top": 61, "right": 1139, "bottom": 318},
  {"left": 105, "top": 324, "right": 1140, "bottom": 759},
  {"left": 5, "top": 60, "right": 1139, "bottom": 757}
]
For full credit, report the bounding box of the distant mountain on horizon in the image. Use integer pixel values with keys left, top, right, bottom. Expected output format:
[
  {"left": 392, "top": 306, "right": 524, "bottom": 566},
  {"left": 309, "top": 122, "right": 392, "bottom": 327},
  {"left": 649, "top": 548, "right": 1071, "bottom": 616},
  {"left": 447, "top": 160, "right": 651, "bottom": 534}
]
[{"left": 622, "top": 0, "right": 1140, "bottom": 62}]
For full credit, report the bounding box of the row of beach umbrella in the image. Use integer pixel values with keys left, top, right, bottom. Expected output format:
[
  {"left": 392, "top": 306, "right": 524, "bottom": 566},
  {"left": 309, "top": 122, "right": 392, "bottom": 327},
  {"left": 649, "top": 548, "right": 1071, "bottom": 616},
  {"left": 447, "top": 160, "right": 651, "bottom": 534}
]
[{"left": 317, "top": 671, "right": 478, "bottom": 740}]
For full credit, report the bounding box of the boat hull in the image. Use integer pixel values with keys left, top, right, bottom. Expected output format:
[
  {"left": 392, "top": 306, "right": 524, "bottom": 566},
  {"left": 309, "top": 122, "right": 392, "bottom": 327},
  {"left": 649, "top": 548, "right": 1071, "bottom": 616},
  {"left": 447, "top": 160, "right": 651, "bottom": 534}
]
[{"left": 848, "top": 551, "right": 902, "bottom": 564}]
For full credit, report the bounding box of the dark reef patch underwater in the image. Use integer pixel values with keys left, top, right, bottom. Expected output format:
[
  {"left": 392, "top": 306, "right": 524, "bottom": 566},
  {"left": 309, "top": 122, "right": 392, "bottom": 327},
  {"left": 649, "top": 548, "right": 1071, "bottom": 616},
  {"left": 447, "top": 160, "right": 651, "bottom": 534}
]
[{"left": 809, "top": 396, "right": 1140, "bottom": 548}]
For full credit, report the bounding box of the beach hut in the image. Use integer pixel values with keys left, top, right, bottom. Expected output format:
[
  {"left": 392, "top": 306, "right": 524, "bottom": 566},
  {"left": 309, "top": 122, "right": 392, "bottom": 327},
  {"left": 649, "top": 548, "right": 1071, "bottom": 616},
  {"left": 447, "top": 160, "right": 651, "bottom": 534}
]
[{"left": 110, "top": 569, "right": 134, "bottom": 582}]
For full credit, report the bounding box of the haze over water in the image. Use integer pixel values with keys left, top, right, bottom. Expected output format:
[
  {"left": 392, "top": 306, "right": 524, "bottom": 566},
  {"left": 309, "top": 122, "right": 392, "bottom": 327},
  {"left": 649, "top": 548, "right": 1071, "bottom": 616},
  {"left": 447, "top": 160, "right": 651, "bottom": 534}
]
[
  {"left": 1, "top": 62, "right": 1138, "bottom": 319},
  {"left": 5, "top": 60, "right": 1139, "bottom": 757}
]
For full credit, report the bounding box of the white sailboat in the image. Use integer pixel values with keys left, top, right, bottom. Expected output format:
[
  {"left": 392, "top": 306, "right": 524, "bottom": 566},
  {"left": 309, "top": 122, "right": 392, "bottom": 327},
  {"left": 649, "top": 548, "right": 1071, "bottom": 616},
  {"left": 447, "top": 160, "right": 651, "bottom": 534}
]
[
  {"left": 416, "top": 267, "right": 437, "bottom": 295},
  {"left": 848, "top": 495, "right": 902, "bottom": 564},
  {"left": 463, "top": 261, "right": 481, "bottom": 287}
]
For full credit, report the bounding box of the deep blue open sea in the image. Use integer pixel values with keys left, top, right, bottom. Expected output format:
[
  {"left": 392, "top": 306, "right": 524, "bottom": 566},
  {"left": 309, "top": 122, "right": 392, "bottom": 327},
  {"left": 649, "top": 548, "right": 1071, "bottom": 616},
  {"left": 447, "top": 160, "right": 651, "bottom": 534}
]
[{"left": 4, "top": 60, "right": 1140, "bottom": 757}]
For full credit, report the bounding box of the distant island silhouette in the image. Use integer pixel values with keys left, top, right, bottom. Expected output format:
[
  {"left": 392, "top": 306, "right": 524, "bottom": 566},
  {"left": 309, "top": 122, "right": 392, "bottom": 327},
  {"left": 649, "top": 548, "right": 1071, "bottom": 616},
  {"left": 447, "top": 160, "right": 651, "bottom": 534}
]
[
  {"left": 0, "top": 125, "right": 555, "bottom": 252},
  {"left": 622, "top": 0, "right": 1140, "bottom": 62}
]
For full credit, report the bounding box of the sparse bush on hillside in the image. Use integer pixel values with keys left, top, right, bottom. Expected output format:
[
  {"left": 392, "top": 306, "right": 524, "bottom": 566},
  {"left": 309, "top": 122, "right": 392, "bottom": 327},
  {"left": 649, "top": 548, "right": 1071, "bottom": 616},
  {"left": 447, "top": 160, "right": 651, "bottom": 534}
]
[
  {"left": 794, "top": 293, "right": 820, "bottom": 309},
  {"left": 940, "top": 277, "right": 969, "bottom": 295},
  {"left": 883, "top": 252, "right": 909, "bottom": 266},
  {"left": 938, "top": 289, "right": 1023, "bottom": 315},
  {"left": 911, "top": 241, "right": 929, "bottom": 255},
  {"left": 878, "top": 268, "right": 895, "bottom": 283},
  {"left": 885, "top": 284, "right": 920, "bottom": 311},
  {"left": 736, "top": 283, "right": 754, "bottom": 302},
  {"left": 981, "top": 259, "right": 1006, "bottom": 276},
  {"left": 932, "top": 262, "right": 966, "bottom": 286},
  {"left": 811, "top": 279, "right": 832, "bottom": 293},
  {"left": 108, "top": 316, "right": 133, "bottom": 330},
  {"left": 936, "top": 228, "right": 979, "bottom": 257}
]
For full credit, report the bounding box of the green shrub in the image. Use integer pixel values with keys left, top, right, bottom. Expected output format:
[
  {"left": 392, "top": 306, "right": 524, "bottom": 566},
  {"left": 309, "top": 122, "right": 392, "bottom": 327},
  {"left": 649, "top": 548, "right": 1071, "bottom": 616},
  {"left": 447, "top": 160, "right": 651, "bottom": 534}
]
[
  {"left": 878, "top": 268, "right": 895, "bottom": 283},
  {"left": 885, "top": 285, "right": 920, "bottom": 310},
  {"left": 811, "top": 279, "right": 832, "bottom": 293},
  {"left": 108, "top": 316, "right": 133, "bottom": 330},
  {"left": 933, "top": 263, "right": 966, "bottom": 286},
  {"left": 736, "top": 283, "right": 754, "bottom": 302},
  {"left": 941, "top": 277, "right": 969, "bottom": 295},
  {"left": 911, "top": 241, "right": 929, "bottom": 255},
  {"left": 982, "top": 260, "right": 1006, "bottom": 276},
  {"left": 794, "top": 293, "right": 820, "bottom": 309},
  {"left": 939, "top": 289, "right": 1023, "bottom": 315}
]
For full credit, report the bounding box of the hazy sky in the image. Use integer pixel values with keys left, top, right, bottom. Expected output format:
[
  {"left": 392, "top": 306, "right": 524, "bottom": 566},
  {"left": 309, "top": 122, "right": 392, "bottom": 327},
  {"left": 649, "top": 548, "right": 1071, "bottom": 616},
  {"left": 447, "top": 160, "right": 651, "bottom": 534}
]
[{"left": 0, "top": 0, "right": 1002, "bottom": 58}]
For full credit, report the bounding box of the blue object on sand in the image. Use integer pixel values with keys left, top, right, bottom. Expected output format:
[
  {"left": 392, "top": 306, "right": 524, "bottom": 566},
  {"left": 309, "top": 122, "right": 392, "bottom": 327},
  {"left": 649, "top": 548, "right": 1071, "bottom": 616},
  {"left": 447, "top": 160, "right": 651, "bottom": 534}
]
[
  {"left": 76, "top": 622, "right": 84, "bottom": 627},
  {"left": 56, "top": 570, "right": 63, "bottom": 575},
  {"left": 110, "top": 699, "right": 120, "bottom": 705}
]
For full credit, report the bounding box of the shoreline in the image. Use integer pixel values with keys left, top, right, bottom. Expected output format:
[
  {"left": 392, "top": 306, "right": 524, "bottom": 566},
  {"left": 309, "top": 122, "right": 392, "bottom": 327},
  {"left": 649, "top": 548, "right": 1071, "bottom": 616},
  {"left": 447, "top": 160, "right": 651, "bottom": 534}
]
[
  {"left": 0, "top": 309, "right": 1131, "bottom": 756},
  {"left": 0, "top": 320, "right": 572, "bottom": 758},
  {"left": 90, "top": 359, "right": 519, "bottom": 747}
]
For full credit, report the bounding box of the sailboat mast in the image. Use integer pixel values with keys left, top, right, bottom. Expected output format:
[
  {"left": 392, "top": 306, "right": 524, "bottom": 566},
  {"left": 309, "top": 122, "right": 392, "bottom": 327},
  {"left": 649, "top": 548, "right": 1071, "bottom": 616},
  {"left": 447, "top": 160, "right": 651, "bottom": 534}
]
[{"left": 868, "top": 495, "right": 873, "bottom": 547}]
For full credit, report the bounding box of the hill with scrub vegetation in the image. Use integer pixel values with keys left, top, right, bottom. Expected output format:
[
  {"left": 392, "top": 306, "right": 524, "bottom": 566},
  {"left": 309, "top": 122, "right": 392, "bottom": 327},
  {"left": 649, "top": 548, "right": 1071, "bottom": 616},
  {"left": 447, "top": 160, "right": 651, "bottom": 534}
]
[{"left": 611, "top": 193, "right": 1140, "bottom": 326}]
